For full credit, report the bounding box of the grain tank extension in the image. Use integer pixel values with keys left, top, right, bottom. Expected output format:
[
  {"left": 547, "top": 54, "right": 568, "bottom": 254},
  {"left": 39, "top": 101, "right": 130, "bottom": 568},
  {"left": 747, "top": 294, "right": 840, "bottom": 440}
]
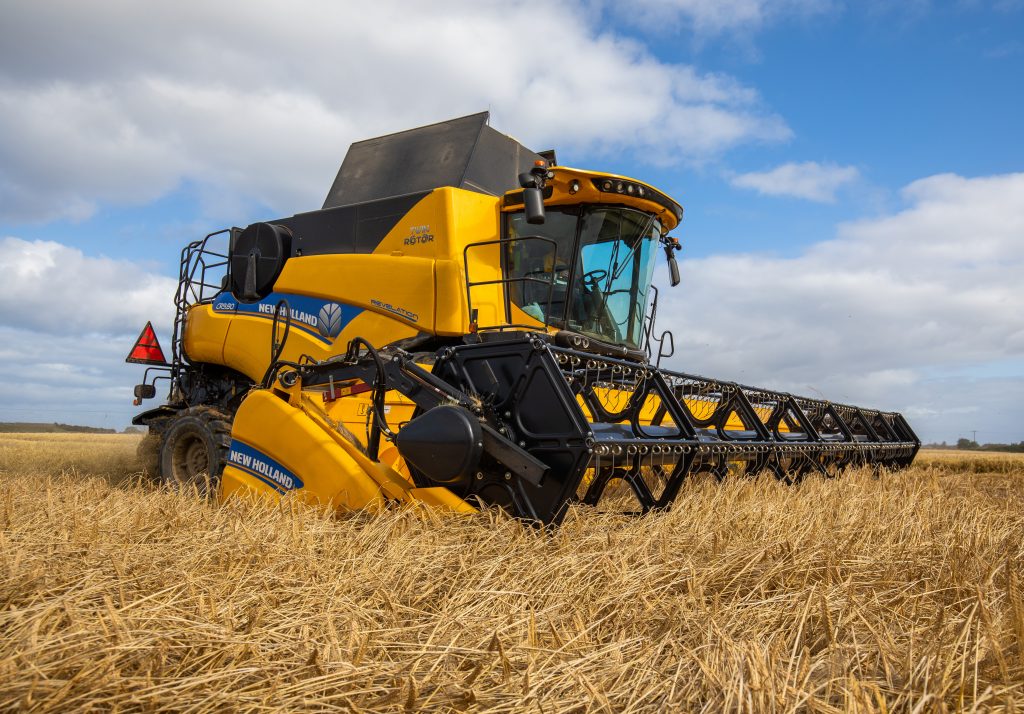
[{"left": 127, "top": 112, "right": 919, "bottom": 524}]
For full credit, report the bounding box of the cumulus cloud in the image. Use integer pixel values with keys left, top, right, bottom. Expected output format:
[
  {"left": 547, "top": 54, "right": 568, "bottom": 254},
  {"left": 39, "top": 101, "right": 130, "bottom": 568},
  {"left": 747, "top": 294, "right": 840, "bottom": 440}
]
[
  {"left": 0, "top": 0, "right": 791, "bottom": 223},
  {"left": 0, "top": 236, "right": 178, "bottom": 428},
  {"left": 657, "top": 172, "right": 1024, "bottom": 441},
  {"left": 0, "top": 238, "right": 176, "bottom": 335},
  {"left": 730, "top": 161, "right": 860, "bottom": 202},
  {"left": 0, "top": 324, "right": 151, "bottom": 429},
  {"left": 0, "top": 238, "right": 176, "bottom": 428}
]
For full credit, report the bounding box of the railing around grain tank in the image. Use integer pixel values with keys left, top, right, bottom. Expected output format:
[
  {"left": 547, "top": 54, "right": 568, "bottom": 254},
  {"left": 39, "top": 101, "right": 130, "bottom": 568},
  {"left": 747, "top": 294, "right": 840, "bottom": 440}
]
[{"left": 168, "top": 229, "right": 232, "bottom": 395}]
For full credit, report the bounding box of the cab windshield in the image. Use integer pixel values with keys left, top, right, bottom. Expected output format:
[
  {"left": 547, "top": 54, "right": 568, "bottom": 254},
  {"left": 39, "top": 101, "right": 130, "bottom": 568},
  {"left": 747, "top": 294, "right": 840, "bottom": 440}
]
[{"left": 505, "top": 206, "right": 661, "bottom": 348}]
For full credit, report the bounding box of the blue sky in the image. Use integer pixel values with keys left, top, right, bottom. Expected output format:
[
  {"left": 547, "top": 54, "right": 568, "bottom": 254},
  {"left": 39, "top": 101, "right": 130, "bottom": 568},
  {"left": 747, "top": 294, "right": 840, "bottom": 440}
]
[
  {"left": 613, "top": 1, "right": 1024, "bottom": 257},
  {"left": 1, "top": 0, "right": 1022, "bottom": 443}
]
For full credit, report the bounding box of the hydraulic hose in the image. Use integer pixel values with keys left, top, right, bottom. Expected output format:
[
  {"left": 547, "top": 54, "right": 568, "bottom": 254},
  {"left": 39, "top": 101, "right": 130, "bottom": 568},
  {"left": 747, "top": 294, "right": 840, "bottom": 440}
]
[
  {"left": 346, "top": 337, "right": 395, "bottom": 460},
  {"left": 259, "top": 299, "right": 293, "bottom": 388}
]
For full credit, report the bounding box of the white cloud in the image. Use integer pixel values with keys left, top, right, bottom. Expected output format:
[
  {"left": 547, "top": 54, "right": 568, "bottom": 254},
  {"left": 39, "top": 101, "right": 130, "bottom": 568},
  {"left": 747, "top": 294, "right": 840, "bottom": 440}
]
[
  {"left": 0, "top": 238, "right": 176, "bottom": 335},
  {"left": 657, "top": 172, "right": 1024, "bottom": 442},
  {"left": 0, "top": 238, "right": 176, "bottom": 429},
  {"left": 0, "top": 0, "right": 791, "bottom": 223},
  {"left": 0, "top": 324, "right": 160, "bottom": 430},
  {"left": 0, "top": 234, "right": 180, "bottom": 429},
  {"left": 730, "top": 161, "right": 860, "bottom": 202},
  {"left": 0, "top": 237, "right": 178, "bottom": 429}
]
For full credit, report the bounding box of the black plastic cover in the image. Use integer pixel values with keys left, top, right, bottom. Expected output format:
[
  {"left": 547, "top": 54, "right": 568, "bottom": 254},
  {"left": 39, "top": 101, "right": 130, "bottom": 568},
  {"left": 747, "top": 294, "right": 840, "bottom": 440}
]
[
  {"left": 323, "top": 112, "right": 544, "bottom": 208},
  {"left": 394, "top": 405, "right": 483, "bottom": 486},
  {"left": 276, "top": 191, "right": 428, "bottom": 257}
]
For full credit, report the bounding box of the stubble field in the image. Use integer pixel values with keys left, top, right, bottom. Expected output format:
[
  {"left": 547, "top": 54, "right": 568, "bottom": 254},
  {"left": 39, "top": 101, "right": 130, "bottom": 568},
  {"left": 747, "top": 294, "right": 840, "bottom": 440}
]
[{"left": 1, "top": 433, "right": 1023, "bottom": 712}]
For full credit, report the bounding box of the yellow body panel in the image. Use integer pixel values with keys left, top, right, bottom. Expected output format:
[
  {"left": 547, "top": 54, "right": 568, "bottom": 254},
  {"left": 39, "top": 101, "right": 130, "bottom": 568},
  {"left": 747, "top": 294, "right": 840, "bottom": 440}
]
[
  {"left": 182, "top": 187, "right": 518, "bottom": 379},
  {"left": 322, "top": 390, "right": 417, "bottom": 458},
  {"left": 278, "top": 254, "right": 435, "bottom": 328},
  {"left": 527, "top": 166, "right": 682, "bottom": 232},
  {"left": 407, "top": 487, "right": 478, "bottom": 513},
  {"left": 180, "top": 306, "right": 229, "bottom": 366},
  {"left": 221, "top": 390, "right": 388, "bottom": 511},
  {"left": 220, "top": 387, "right": 476, "bottom": 515}
]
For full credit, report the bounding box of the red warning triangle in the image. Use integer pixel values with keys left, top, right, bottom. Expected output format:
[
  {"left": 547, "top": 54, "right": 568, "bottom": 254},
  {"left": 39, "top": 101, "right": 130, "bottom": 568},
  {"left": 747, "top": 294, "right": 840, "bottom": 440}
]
[{"left": 126, "top": 321, "right": 167, "bottom": 365}]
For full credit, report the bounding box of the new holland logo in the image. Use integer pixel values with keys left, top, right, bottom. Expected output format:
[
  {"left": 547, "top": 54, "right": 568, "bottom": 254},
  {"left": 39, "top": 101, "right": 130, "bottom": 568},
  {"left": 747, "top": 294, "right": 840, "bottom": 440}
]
[{"left": 317, "top": 303, "right": 343, "bottom": 339}]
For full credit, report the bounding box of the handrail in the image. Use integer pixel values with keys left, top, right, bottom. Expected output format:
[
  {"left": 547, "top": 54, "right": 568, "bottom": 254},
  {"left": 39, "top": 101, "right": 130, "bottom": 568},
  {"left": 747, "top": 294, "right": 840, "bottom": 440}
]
[
  {"left": 463, "top": 236, "right": 559, "bottom": 332},
  {"left": 169, "top": 228, "right": 232, "bottom": 399}
]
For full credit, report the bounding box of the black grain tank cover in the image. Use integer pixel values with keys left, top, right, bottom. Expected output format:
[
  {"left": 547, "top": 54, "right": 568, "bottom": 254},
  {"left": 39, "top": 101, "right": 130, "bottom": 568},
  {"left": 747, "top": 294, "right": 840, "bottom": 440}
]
[
  {"left": 323, "top": 112, "right": 545, "bottom": 208},
  {"left": 229, "top": 222, "right": 292, "bottom": 303}
]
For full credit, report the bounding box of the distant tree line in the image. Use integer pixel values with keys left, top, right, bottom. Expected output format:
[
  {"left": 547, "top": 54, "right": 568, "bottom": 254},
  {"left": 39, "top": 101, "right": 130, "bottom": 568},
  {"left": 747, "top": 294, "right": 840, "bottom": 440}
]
[
  {"left": 924, "top": 439, "right": 1024, "bottom": 453},
  {"left": 0, "top": 422, "right": 116, "bottom": 434}
]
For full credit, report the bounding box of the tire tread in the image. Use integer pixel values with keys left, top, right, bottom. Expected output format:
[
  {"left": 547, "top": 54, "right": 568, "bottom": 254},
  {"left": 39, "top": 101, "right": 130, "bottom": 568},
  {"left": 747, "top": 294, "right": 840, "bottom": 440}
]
[{"left": 158, "top": 405, "right": 234, "bottom": 493}]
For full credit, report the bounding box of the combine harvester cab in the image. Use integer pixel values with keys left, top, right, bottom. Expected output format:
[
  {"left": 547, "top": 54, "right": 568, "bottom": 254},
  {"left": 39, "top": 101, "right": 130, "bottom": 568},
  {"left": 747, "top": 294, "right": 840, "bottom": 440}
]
[{"left": 127, "top": 112, "right": 920, "bottom": 525}]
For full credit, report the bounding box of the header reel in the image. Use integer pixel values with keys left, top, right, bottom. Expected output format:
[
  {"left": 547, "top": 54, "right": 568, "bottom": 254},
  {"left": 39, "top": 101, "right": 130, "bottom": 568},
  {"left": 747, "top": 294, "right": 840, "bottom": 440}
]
[{"left": 281, "top": 333, "right": 919, "bottom": 525}]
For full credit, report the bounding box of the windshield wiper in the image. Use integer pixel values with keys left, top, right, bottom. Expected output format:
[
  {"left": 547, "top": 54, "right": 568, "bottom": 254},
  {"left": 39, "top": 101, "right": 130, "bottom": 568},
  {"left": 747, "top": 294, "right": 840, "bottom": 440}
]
[
  {"left": 588, "top": 211, "right": 659, "bottom": 342},
  {"left": 601, "top": 211, "right": 658, "bottom": 292}
]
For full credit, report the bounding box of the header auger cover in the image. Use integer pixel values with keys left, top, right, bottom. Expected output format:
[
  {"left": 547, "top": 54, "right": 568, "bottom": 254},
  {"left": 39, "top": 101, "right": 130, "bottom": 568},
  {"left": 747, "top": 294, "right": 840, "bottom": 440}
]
[{"left": 127, "top": 112, "right": 919, "bottom": 525}]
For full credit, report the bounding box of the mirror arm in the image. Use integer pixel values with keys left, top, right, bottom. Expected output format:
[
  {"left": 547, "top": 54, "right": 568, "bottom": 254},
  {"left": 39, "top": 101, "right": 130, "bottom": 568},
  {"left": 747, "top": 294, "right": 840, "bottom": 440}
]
[{"left": 661, "top": 235, "right": 682, "bottom": 287}]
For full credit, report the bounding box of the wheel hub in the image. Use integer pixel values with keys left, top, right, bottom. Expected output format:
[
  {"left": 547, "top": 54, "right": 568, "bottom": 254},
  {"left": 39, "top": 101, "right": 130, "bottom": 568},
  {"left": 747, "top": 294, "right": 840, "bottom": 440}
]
[
  {"left": 183, "top": 439, "right": 208, "bottom": 479},
  {"left": 171, "top": 434, "right": 210, "bottom": 485}
]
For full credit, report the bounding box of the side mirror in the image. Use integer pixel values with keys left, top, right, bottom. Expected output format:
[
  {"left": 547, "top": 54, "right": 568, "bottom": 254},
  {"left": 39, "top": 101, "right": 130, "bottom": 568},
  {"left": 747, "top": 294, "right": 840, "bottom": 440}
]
[
  {"left": 667, "top": 251, "right": 680, "bottom": 287},
  {"left": 134, "top": 384, "right": 157, "bottom": 400},
  {"left": 523, "top": 187, "right": 545, "bottom": 225},
  {"left": 661, "top": 235, "right": 682, "bottom": 287},
  {"left": 518, "top": 162, "right": 549, "bottom": 225}
]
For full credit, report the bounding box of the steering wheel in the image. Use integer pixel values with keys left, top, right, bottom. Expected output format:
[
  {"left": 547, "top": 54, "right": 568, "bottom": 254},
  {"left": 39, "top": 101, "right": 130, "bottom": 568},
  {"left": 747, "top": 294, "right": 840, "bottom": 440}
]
[
  {"left": 578, "top": 268, "right": 619, "bottom": 338},
  {"left": 581, "top": 269, "right": 608, "bottom": 287}
]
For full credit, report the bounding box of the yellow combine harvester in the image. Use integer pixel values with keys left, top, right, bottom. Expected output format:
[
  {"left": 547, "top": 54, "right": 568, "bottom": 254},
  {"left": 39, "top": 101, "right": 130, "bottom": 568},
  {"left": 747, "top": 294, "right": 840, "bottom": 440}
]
[{"left": 127, "top": 113, "right": 919, "bottom": 524}]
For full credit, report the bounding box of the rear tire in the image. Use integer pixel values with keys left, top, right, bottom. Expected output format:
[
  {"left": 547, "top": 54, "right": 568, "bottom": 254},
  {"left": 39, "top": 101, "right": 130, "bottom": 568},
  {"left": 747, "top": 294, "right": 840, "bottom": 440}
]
[{"left": 159, "top": 407, "right": 232, "bottom": 495}]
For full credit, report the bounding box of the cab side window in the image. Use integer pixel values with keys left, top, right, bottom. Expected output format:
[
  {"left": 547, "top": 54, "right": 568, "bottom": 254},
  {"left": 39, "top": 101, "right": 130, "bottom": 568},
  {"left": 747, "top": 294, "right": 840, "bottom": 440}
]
[{"left": 505, "top": 209, "right": 578, "bottom": 324}]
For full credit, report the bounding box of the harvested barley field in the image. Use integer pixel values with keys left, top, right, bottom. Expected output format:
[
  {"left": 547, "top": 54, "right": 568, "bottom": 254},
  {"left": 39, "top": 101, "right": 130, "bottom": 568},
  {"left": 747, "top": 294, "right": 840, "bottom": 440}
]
[{"left": 1, "top": 434, "right": 1023, "bottom": 712}]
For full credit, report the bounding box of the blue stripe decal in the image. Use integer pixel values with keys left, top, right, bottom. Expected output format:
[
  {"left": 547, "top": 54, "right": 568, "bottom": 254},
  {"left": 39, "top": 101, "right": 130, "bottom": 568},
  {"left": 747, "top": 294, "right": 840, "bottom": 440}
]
[
  {"left": 211, "top": 291, "right": 357, "bottom": 345},
  {"left": 226, "top": 439, "right": 304, "bottom": 493}
]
